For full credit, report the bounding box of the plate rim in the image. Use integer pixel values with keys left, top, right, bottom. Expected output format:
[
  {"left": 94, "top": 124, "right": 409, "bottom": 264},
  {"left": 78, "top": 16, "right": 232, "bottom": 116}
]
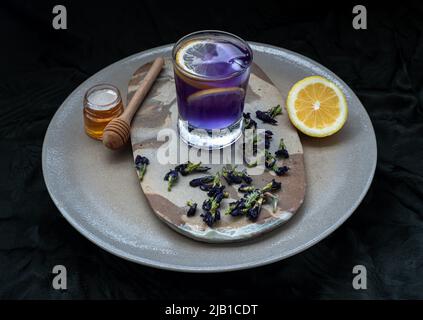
[{"left": 42, "top": 42, "right": 377, "bottom": 272}]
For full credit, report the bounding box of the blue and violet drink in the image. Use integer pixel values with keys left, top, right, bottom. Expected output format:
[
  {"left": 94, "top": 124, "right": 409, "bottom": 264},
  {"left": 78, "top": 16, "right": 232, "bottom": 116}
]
[{"left": 172, "top": 31, "right": 253, "bottom": 149}]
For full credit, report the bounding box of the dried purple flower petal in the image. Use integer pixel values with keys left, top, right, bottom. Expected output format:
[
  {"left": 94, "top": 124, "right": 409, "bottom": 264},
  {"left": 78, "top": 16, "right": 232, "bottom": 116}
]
[
  {"left": 256, "top": 105, "right": 282, "bottom": 125},
  {"left": 275, "top": 149, "right": 289, "bottom": 159},
  {"left": 189, "top": 175, "right": 214, "bottom": 187},
  {"left": 247, "top": 206, "right": 260, "bottom": 221},
  {"left": 225, "top": 171, "right": 243, "bottom": 185},
  {"left": 214, "top": 210, "right": 221, "bottom": 221},
  {"left": 242, "top": 175, "right": 253, "bottom": 184},
  {"left": 202, "top": 199, "right": 212, "bottom": 211},
  {"left": 265, "top": 151, "right": 276, "bottom": 169},
  {"left": 186, "top": 200, "right": 197, "bottom": 217},
  {"left": 265, "top": 130, "right": 274, "bottom": 137},
  {"left": 274, "top": 166, "right": 289, "bottom": 176},
  {"left": 256, "top": 110, "right": 277, "bottom": 124},
  {"left": 201, "top": 211, "right": 215, "bottom": 227},
  {"left": 243, "top": 112, "right": 257, "bottom": 129},
  {"left": 259, "top": 179, "right": 280, "bottom": 193},
  {"left": 134, "top": 155, "right": 149, "bottom": 181},
  {"left": 225, "top": 199, "right": 246, "bottom": 217},
  {"left": 203, "top": 210, "right": 220, "bottom": 226},
  {"left": 207, "top": 185, "right": 225, "bottom": 198},
  {"left": 214, "top": 192, "right": 226, "bottom": 203},
  {"left": 135, "top": 155, "right": 149, "bottom": 167},
  {"left": 222, "top": 166, "right": 251, "bottom": 185},
  {"left": 164, "top": 169, "right": 179, "bottom": 191},
  {"left": 247, "top": 197, "right": 263, "bottom": 221},
  {"left": 275, "top": 138, "right": 289, "bottom": 159},
  {"left": 175, "top": 161, "right": 210, "bottom": 176}
]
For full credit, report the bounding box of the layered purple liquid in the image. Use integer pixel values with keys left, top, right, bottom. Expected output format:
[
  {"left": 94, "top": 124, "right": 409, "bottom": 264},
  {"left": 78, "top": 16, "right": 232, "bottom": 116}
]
[{"left": 174, "top": 39, "right": 252, "bottom": 130}]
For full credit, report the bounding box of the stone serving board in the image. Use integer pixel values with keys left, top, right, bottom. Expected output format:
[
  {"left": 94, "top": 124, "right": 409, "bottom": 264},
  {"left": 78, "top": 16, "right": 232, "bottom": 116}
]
[{"left": 128, "top": 59, "right": 306, "bottom": 243}]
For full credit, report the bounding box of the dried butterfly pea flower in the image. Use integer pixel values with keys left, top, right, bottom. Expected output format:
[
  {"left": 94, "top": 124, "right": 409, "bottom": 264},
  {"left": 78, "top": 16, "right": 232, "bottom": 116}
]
[
  {"left": 201, "top": 210, "right": 221, "bottom": 227},
  {"left": 262, "top": 179, "right": 282, "bottom": 192},
  {"left": 265, "top": 130, "right": 274, "bottom": 137},
  {"left": 186, "top": 200, "right": 197, "bottom": 217},
  {"left": 256, "top": 105, "right": 282, "bottom": 125},
  {"left": 274, "top": 166, "right": 289, "bottom": 176},
  {"left": 265, "top": 151, "right": 277, "bottom": 169},
  {"left": 225, "top": 198, "right": 246, "bottom": 217},
  {"left": 225, "top": 178, "right": 281, "bottom": 220},
  {"left": 243, "top": 112, "right": 257, "bottom": 129},
  {"left": 256, "top": 110, "right": 276, "bottom": 124},
  {"left": 247, "top": 197, "right": 264, "bottom": 221},
  {"left": 175, "top": 161, "right": 211, "bottom": 176},
  {"left": 222, "top": 165, "right": 252, "bottom": 185},
  {"left": 201, "top": 193, "right": 223, "bottom": 227},
  {"left": 265, "top": 151, "right": 289, "bottom": 176},
  {"left": 189, "top": 175, "right": 214, "bottom": 187},
  {"left": 207, "top": 185, "right": 225, "bottom": 198},
  {"left": 242, "top": 175, "right": 253, "bottom": 184},
  {"left": 134, "top": 155, "right": 149, "bottom": 181},
  {"left": 164, "top": 169, "right": 179, "bottom": 191},
  {"left": 275, "top": 138, "right": 289, "bottom": 159}
]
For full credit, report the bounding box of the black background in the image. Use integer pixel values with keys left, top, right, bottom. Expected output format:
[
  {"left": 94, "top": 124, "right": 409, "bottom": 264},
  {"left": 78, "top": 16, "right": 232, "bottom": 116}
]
[{"left": 0, "top": 0, "right": 422, "bottom": 299}]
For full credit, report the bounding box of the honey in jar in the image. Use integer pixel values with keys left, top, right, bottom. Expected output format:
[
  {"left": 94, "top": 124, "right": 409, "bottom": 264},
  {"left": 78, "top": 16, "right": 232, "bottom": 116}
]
[{"left": 83, "top": 84, "right": 124, "bottom": 140}]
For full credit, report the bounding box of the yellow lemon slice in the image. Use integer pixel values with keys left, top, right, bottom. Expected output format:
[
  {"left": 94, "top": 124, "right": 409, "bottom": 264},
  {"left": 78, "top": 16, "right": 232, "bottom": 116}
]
[
  {"left": 174, "top": 40, "right": 217, "bottom": 89},
  {"left": 187, "top": 87, "right": 245, "bottom": 104},
  {"left": 176, "top": 39, "right": 215, "bottom": 77},
  {"left": 286, "top": 76, "right": 348, "bottom": 137}
]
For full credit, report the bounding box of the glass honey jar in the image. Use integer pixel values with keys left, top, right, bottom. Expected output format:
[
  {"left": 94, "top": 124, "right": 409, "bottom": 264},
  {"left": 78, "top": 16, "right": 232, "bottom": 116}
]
[{"left": 83, "top": 84, "right": 124, "bottom": 140}]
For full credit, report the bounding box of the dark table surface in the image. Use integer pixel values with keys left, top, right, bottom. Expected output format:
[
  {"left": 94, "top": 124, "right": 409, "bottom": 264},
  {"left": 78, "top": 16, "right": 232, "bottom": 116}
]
[{"left": 1, "top": 0, "right": 422, "bottom": 299}]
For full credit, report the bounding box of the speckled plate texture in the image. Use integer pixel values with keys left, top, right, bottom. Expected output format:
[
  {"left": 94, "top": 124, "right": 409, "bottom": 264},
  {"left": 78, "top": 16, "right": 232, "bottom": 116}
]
[
  {"left": 129, "top": 60, "right": 305, "bottom": 242},
  {"left": 42, "top": 43, "right": 377, "bottom": 272}
]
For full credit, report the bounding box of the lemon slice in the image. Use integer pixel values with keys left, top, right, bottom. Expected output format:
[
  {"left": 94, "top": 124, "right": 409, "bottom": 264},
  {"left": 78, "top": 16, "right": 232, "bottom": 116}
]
[
  {"left": 187, "top": 87, "right": 245, "bottom": 104},
  {"left": 175, "top": 40, "right": 219, "bottom": 89},
  {"left": 176, "top": 39, "right": 218, "bottom": 77},
  {"left": 286, "top": 76, "right": 348, "bottom": 137}
]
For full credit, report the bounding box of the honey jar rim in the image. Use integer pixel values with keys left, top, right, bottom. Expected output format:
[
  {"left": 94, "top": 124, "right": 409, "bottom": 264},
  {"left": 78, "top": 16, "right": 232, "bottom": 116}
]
[{"left": 84, "top": 83, "right": 122, "bottom": 110}]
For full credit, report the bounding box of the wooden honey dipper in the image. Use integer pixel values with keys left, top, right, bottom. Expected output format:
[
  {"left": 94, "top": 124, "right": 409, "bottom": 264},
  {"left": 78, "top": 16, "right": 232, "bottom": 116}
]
[{"left": 102, "top": 57, "right": 164, "bottom": 150}]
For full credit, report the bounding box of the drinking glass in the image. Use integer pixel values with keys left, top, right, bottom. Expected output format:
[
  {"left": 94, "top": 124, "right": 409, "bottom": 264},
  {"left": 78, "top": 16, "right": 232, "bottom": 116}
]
[{"left": 172, "top": 30, "right": 253, "bottom": 149}]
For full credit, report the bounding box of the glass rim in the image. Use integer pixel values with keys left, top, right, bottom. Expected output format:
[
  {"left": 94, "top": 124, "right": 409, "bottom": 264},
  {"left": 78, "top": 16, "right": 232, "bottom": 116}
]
[
  {"left": 172, "top": 30, "right": 253, "bottom": 81},
  {"left": 84, "top": 83, "right": 122, "bottom": 109}
]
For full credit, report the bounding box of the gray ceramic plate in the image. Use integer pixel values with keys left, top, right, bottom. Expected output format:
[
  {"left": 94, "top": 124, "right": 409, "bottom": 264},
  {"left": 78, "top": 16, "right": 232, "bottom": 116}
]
[{"left": 42, "top": 43, "right": 377, "bottom": 272}]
